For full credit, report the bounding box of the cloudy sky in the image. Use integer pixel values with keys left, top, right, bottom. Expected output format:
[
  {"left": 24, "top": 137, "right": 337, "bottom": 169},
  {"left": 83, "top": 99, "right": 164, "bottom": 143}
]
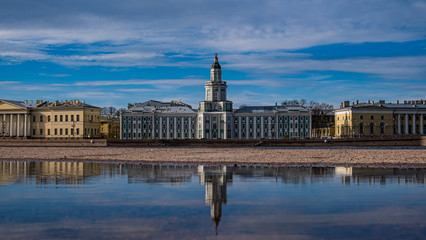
[{"left": 1, "top": 0, "right": 425, "bottom": 108}]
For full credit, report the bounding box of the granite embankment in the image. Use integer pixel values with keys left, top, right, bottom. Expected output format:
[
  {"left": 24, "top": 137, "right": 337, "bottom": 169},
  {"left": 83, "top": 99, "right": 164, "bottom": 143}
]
[{"left": 0, "top": 146, "right": 425, "bottom": 168}]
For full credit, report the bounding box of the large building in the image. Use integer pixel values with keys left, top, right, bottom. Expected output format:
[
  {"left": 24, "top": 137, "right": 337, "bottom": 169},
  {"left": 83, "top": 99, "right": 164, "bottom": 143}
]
[
  {"left": 334, "top": 100, "right": 426, "bottom": 138},
  {"left": 0, "top": 99, "right": 101, "bottom": 139},
  {"left": 120, "top": 54, "right": 312, "bottom": 140}
]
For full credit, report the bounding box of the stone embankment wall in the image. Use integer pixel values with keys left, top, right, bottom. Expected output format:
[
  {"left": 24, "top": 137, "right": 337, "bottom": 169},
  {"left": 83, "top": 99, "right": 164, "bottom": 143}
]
[
  {"left": 0, "top": 139, "right": 107, "bottom": 147},
  {"left": 106, "top": 136, "right": 426, "bottom": 147},
  {"left": 0, "top": 137, "right": 424, "bottom": 147}
]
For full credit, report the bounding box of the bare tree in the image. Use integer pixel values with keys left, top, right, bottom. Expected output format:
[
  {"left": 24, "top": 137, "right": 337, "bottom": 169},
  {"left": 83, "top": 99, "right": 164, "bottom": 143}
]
[
  {"left": 101, "top": 107, "right": 118, "bottom": 116},
  {"left": 282, "top": 99, "right": 335, "bottom": 137}
]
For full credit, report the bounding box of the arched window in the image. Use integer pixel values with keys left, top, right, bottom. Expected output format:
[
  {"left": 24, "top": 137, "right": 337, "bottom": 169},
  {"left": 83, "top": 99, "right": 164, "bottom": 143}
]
[
  {"left": 370, "top": 123, "right": 374, "bottom": 134},
  {"left": 359, "top": 123, "right": 364, "bottom": 134},
  {"left": 380, "top": 123, "right": 385, "bottom": 134}
]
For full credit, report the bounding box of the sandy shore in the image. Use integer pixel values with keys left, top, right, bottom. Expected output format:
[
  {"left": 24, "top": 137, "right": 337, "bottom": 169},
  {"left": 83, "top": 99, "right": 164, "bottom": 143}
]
[{"left": 0, "top": 146, "right": 425, "bottom": 167}]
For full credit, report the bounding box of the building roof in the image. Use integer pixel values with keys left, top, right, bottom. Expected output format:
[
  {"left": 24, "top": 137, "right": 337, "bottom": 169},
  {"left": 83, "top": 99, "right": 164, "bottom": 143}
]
[
  {"left": 234, "top": 105, "right": 309, "bottom": 114},
  {"left": 129, "top": 100, "right": 192, "bottom": 109},
  {"left": 123, "top": 105, "right": 196, "bottom": 114},
  {"left": 211, "top": 53, "right": 221, "bottom": 69},
  {"left": 36, "top": 100, "right": 100, "bottom": 109},
  {"left": 337, "top": 101, "right": 426, "bottom": 111},
  {"left": 0, "top": 99, "right": 42, "bottom": 109}
]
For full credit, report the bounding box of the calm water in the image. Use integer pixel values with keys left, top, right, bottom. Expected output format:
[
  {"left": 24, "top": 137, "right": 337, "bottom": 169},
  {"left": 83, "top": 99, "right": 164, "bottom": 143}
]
[{"left": 0, "top": 161, "right": 425, "bottom": 240}]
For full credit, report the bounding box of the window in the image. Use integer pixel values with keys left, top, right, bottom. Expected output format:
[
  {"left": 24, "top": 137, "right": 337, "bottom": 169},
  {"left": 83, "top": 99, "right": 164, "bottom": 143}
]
[
  {"left": 359, "top": 124, "right": 364, "bottom": 134},
  {"left": 55, "top": 129, "right": 58, "bottom": 135},
  {"left": 71, "top": 129, "right": 74, "bottom": 135},
  {"left": 380, "top": 123, "right": 385, "bottom": 134},
  {"left": 40, "top": 116, "right": 43, "bottom": 122},
  {"left": 40, "top": 129, "right": 43, "bottom": 135},
  {"left": 65, "top": 115, "right": 68, "bottom": 122},
  {"left": 60, "top": 129, "right": 63, "bottom": 135},
  {"left": 32, "top": 116, "right": 36, "bottom": 122},
  {"left": 65, "top": 129, "right": 68, "bottom": 135},
  {"left": 76, "top": 115, "right": 80, "bottom": 121},
  {"left": 47, "top": 129, "right": 50, "bottom": 135},
  {"left": 32, "top": 129, "right": 36, "bottom": 135},
  {"left": 76, "top": 128, "right": 79, "bottom": 135},
  {"left": 48, "top": 116, "right": 51, "bottom": 122},
  {"left": 360, "top": 115, "right": 363, "bottom": 120},
  {"left": 55, "top": 115, "right": 58, "bottom": 122},
  {"left": 71, "top": 115, "right": 74, "bottom": 121},
  {"left": 370, "top": 123, "right": 374, "bottom": 134},
  {"left": 60, "top": 115, "right": 63, "bottom": 122},
  {"left": 381, "top": 116, "right": 384, "bottom": 120},
  {"left": 371, "top": 116, "right": 374, "bottom": 120}
]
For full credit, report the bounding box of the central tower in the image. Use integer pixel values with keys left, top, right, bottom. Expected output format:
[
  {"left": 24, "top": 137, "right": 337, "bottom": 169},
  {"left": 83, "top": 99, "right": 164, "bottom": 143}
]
[{"left": 199, "top": 53, "right": 233, "bottom": 112}]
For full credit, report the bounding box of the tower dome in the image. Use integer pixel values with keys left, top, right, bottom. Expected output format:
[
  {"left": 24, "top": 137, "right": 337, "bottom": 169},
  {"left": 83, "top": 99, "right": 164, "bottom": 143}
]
[{"left": 211, "top": 53, "right": 221, "bottom": 69}]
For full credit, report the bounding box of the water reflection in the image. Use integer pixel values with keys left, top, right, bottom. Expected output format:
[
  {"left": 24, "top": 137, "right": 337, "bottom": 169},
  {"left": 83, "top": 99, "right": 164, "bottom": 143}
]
[
  {"left": 198, "top": 165, "right": 232, "bottom": 234},
  {"left": 0, "top": 161, "right": 425, "bottom": 238},
  {"left": 2, "top": 161, "right": 423, "bottom": 187}
]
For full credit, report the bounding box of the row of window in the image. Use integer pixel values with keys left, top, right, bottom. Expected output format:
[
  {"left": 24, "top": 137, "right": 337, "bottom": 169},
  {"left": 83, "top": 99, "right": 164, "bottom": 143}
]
[
  {"left": 337, "top": 123, "right": 426, "bottom": 135},
  {"left": 123, "top": 132, "right": 194, "bottom": 139},
  {"left": 338, "top": 115, "right": 424, "bottom": 121},
  {"left": 31, "top": 128, "right": 98, "bottom": 136},
  {"left": 32, "top": 115, "right": 81, "bottom": 123}
]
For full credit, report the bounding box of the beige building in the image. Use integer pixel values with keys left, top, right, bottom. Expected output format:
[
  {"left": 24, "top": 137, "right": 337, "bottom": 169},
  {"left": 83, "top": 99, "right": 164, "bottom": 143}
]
[
  {"left": 334, "top": 100, "right": 426, "bottom": 138},
  {"left": 0, "top": 99, "right": 101, "bottom": 139},
  {"left": 101, "top": 115, "right": 120, "bottom": 139}
]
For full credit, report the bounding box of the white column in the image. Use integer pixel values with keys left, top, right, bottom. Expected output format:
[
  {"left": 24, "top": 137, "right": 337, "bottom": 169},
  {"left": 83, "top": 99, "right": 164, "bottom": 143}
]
[
  {"left": 181, "top": 117, "right": 184, "bottom": 139},
  {"left": 166, "top": 117, "right": 170, "bottom": 139},
  {"left": 174, "top": 117, "right": 177, "bottom": 139},
  {"left": 24, "top": 114, "right": 28, "bottom": 137},
  {"left": 3, "top": 114, "right": 6, "bottom": 137},
  {"left": 398, "top": 114, "right": 401, "bottom": 134},
  {"left": 159, "top": 117, "right": 162, "bottom": 139},
  {"left": 421, "top": 114, "right": 424, "bottom": 135},
  {"left": 10, "top": 114, "right": 13, "bottom": 137},
  {"left": 246, "top": 116, "right": 249, "bottom": 139},
  {"left": 17, "top": 114, "right": 21, "bottom": 137},
  {"left": 268, "top": 116, "right": 271, "bottom": 139},
  {"left": 218, "top": 115, "right": 221, "bottom": 139},
  {"left": 405, "top": 114, "right": 409, "bottom": 134},
  {"left": 413, "top": 114, "right": 416, "bottom": 135},
  {"left": 0, "top": 114, "right": 3, "bottom": 136},
  {"left": 189, "top": 117, "right": 192, "bottom": 139}
]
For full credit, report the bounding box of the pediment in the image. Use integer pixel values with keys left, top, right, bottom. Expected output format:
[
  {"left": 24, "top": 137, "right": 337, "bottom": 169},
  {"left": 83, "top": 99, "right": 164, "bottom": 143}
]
[{"left": 0, "top": 100, "right": 27, "bottom": 110}]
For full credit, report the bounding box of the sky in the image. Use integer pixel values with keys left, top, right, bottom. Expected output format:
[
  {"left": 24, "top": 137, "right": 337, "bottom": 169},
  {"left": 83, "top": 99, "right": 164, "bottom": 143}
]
[{"left": 0, "top": 0, "right": 425, "bottom": 109}]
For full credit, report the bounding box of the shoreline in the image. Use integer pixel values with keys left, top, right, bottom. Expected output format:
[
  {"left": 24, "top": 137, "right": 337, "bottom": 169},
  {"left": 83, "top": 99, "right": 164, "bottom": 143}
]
[{"left": 0, "top": 146, "right": 425, "bottom": 168}]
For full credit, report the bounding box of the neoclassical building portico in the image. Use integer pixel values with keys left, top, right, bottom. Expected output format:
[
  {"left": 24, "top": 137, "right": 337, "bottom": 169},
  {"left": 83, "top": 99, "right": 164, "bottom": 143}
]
[{"left": 0, "top": 100, "right": 36, "bottom": 137}]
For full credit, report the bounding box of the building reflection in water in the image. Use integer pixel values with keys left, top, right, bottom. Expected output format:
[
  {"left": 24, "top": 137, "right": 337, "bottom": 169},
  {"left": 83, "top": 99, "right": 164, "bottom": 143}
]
[
  {"left": 334, "top": 167, "right": 425, "bottom": 185},
  {"left": 0, "top": 161, "right": 424, "bottom": 235},
  {"left": 0, "top": 161, "right": 101, "bottom": 186},
  {"left": 197, "top": 165, "right": 233, "bottom": 235}
]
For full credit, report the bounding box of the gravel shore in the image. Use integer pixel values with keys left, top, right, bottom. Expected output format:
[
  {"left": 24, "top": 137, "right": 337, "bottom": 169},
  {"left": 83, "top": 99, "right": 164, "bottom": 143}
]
[{"left": 1, "top": 146, "right": 425, "bottom": 167}]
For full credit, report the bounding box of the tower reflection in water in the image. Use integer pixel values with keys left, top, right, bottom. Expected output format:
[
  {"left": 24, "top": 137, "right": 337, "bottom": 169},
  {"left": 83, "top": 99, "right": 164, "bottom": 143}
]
[{"left": 197, "top": 165, "right": 233, "bottom": 234}]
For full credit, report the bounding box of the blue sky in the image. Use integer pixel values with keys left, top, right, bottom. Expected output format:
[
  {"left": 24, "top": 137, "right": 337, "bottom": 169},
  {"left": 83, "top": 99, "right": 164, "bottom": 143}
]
[{"left": 0, "top": 0, "right": 425, "bottom": 109}]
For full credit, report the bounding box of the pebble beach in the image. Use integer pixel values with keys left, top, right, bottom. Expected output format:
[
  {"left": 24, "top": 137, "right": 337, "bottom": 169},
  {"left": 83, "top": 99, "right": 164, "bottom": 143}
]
[{"left": 1, "top": 146, "right": 425, "bottom": 167}]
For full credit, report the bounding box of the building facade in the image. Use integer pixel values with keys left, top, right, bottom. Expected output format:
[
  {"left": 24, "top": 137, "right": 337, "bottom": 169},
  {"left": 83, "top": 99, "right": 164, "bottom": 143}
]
[
  {"left": 101, "top": 115, "right": 120, "bottom": 139},
  {"left": 334, "top": 100, "right": 426, "bottom": 138},
  {"left": 0, "top": 99, "right": 101, "bottom": 139},
  {"left": 120, "top": 54, "right": 312, "bottom": 140}
]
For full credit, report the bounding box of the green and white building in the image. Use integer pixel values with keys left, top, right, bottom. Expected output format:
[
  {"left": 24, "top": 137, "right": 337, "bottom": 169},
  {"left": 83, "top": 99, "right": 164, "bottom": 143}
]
[{"left": 120, "top": 54, "right": 311, "bottom": 140}]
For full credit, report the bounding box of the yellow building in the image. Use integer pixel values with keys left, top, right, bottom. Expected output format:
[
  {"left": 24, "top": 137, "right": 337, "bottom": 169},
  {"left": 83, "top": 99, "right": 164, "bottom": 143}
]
[
  {"left": 0, "top": 99, "right": 101, "bottom": 139},
  {"left": 311, "top": 113, "right": 335, "bottom": 139},
  {"left": 334, "top": 100, "right": 426, "bottom": 138},
  {"left": 101, "top": 115, "right": 120, "bottom": 139}
]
